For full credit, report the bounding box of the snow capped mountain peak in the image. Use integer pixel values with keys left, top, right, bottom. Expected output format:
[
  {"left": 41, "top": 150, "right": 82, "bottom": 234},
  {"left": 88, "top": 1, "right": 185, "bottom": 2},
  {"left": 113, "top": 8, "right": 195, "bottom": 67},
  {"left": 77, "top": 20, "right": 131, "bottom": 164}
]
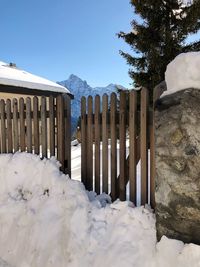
[{"left": 58, "top": 74, "right": 125, "bottom": 132}]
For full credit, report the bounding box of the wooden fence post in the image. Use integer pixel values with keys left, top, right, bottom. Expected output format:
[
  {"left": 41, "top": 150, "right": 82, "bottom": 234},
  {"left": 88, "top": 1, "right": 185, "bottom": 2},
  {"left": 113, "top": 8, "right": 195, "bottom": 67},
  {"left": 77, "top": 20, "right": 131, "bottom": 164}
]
[
  {"left": 110, "top": 92, "right": 117, "bottom": 200},
  {"left": 6, "top": 99, "right": 13, "bottom": 153},
  {"left": 49, "top": 95, "right": 55, "bottom": 157},
  {"left": 13, "top": 98, "right": 19, "bottom": 152},
  {"left": 64, "top": 94, "right": 71, "bottom": 176},
  {"left": 129, "top": 90, "right": 137, "bottom": 204},
  {"left": 94, "top": 95, "right": 100, "bottom": 194},
  {"left": 57, "top": 95, "right": 64, "bottom": 170},
  {"left": 87, "top": 96, "right": 93, "bottom": 191},
  {"left": 81, "top": 97, "right": 87, "bottom": 186},
  {"left": 140, "top": 88, "right": 149, "bottom": 205},
  {"left": 119, "top": 91, "right": 127, "bottom": 201},
  {"left": 102, "top": 94, "right": 108, "bottom": 194},
  {"left": 26, "top": 97, "right": 32, "bottom": 153},
  {"left": 0, "top": 100, "right": 6, "bottom": 153}
]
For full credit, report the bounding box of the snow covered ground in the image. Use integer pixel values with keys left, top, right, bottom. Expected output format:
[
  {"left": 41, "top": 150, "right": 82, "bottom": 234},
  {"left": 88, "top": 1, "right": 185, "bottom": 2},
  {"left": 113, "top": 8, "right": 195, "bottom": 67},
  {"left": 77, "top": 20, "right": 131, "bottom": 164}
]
[{"left": 0, "top": 152, "right": 199, "bottom": 267}]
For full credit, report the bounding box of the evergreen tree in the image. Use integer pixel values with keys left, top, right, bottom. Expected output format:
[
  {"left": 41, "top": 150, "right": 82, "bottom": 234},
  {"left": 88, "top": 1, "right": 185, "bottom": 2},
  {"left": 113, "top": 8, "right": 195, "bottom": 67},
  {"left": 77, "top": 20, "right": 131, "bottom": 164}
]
[{"left": 118, "top": 0, "right": 200, "bottom": 95}]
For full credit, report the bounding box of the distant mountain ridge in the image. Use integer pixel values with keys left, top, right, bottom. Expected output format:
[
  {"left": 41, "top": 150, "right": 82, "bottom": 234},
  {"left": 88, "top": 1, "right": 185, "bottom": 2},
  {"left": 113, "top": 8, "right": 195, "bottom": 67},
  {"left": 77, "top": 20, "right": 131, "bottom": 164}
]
[{"left": 58, "top": 74, "right": 125, "bottom": 132}]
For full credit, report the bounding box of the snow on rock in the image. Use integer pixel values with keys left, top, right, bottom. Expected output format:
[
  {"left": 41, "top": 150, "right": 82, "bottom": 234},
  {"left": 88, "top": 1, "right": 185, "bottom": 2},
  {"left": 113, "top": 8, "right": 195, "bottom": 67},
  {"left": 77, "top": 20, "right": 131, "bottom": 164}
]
[
  {"left": 0, "top": 153, "right": 199, "bottom": 267},
  {"left": 165, "top": 52, "right": 200, "bottom": 96}
]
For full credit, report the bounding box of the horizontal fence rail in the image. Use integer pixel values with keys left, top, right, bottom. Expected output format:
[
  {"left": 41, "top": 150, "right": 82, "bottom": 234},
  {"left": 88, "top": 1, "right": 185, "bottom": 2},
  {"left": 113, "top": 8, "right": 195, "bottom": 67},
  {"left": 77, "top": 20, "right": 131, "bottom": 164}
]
[
  {"left": 81, "top": 88, "right": 155, "bottom": 207},
  {"left": 0, "top": 94, "right": 71, "bottom": 175}
]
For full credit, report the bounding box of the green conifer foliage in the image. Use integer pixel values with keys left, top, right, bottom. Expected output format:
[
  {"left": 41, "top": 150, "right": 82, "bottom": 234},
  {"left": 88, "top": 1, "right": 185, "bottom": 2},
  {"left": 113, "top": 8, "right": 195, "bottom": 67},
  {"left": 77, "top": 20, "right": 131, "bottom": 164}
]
[{"left": 118, "top": 0, "right": 200, "bottom": 95}]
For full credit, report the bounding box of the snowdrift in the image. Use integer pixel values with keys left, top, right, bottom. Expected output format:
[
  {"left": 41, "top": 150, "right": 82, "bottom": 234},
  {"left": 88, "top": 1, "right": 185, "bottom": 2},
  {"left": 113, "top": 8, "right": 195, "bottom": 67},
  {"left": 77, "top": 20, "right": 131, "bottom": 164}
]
[{"left": 0, "top": 153, "right": 199, "bottom": 267}]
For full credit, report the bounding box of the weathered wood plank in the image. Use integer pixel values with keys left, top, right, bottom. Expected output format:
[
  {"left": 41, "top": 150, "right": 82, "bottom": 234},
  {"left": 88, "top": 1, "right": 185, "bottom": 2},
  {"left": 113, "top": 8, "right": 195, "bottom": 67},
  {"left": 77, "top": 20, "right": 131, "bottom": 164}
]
[
  {"left": 140, "top": 87, "right": 149, "bottom": 205},
  {"left": 19, "top": 98, "right": 25, "bottom": 152},
  {"left": 49, "top": 95, "right": 55, "bottom": 157},
  {"left": 64, "top": 95, "right": 71, "bottom": 176},
  {"left": 26, "top": 97, "right": 32, "bottom": 153},
  {"left": 150, "top": 110, "right": 155, "bottom": 208},
  {"left": 102, "top": 94, "right": 108, "bottom": 194},
  {"left": 56, "top": 95, "right": 64, "bottom": 170},
  {"left": 119, "top": 91, "right": 127, "bottom": 201},
  {"left": 110, "top": 92, "right": 117, "bottom": 200},
  {"left": 0, "top": 100, "right": 6, "bottom": 153},
  {"left": 41, "top": 96, "right": 47, "bottom": 158},
  {"left": 129, "top": 90, "right": 137, "bottom": 204},
  {"left": 94, "top": 95, "right": 100, "bottom": 194},
  {"left": 81, "top": 97, "right": 87, "bottom": 186},
  {"left": 33, "top": 97, "right": 39, "bottom": 155},
  {"left": 6, "top": 99, "right": 13, "bottom": 153},
  {"left": 87, "top": 96, "right": 93, "bottom": 191},
  {"left": 13, "top": 99, "right": 19, "bottom": 152}
]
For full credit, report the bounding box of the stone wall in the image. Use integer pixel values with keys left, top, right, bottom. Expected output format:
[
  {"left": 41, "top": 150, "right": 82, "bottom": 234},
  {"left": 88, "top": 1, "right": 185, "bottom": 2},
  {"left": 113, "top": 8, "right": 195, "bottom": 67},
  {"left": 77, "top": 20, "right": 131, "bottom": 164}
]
[{"left": 155, "top": 88, "right": 200, "bottom": 245}]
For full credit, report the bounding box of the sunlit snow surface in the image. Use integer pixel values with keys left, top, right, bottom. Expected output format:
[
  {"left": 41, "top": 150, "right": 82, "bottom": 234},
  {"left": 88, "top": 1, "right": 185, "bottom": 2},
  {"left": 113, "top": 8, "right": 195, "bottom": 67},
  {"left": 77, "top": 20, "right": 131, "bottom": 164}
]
[
  {"left": 0, "top": 61, "right": 69, "bottom": 94},
  {"left": 0, "top": 152, "right": 199, "bottom": 267},
  {"left": 164, "top": 52, "right": 200, "bottom": 97}
]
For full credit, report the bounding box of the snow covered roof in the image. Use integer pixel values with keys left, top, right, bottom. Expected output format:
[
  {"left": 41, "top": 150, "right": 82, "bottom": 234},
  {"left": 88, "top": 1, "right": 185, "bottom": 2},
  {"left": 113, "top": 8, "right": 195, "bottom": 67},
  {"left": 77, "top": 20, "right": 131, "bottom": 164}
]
[{"left": 0, "top": 61, "right": 70, "bottom": 95}]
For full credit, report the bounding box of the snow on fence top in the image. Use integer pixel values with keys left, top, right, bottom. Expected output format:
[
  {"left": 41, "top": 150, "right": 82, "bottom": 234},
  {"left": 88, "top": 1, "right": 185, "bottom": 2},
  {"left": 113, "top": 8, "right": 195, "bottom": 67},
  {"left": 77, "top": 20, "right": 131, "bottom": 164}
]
[
  {"left": 164, "top": 52, "right": 200, "bottom": 97},
  {"left": 0, "top": 61, "right": 70, "bottom": 94}
]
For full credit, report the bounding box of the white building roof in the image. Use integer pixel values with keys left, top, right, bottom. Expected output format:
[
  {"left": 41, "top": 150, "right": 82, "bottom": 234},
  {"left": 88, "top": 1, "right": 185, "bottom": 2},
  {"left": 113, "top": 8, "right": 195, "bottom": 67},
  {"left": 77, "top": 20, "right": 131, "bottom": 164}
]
[{"left": 0, "top": 61, "right": 70, "bottom": 94}]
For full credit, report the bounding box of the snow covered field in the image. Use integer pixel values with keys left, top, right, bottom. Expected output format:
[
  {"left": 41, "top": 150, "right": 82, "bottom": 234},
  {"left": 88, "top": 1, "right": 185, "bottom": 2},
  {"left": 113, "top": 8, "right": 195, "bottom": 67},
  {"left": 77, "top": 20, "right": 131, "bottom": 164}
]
[{"left": 0, "top": 152, "right": 199, "bottom": 267}]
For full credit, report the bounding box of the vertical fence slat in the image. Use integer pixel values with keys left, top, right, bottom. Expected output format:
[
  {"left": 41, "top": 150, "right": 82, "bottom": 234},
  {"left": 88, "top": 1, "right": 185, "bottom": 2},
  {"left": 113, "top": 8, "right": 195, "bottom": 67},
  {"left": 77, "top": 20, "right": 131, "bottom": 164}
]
[
  {"left": 41, "top": 96, "right": 47, "bottom": 158},
  {"left": 26, "top": 97, "right": 32, "bottom": 153},
  {"left": 119, "top": 91, "right": 126, "bottom": 201},
  {"left": 19, "top": 98, "right": 25, "bottom": 152},
  {"left": 81, "top": 97, "right": 87, "bottom": 186},
  {"left": 6, "top": 99, "right": 12, "bottom": 153},
  {"left": 33, "top": 97, "right": 39, "bottom": 155},
  {"left": 49, "top": 95, "right": 55, "bottom": 157},
  {"left": 94, "top": 95, "right": 100, "bottom": 194},
  {"left": 57, "top": 95, "right": 64, "bottom": 170},
  {"left": 102, "top": 94, "right": 108, "bottom": 194},
  {"left": 140, "top": 87, "right": 149, "bottom": 205},
  {"left": 0, "top": 100, "right": 6, "bottom": 153},
  {"left": 64, "top": 95, "right": 71, "bottom": 176},
  {"left": 13, "top": 98, "right": 19, "bottom": 152},
  {"left": 87, "top": 96, "right": 93, "bottom": 191},
  {"left": 129, "top": 90, "right": 137, "bottom": 204},
  {"left": 110, "top": 92, "right": 117, "bottom": 200}
]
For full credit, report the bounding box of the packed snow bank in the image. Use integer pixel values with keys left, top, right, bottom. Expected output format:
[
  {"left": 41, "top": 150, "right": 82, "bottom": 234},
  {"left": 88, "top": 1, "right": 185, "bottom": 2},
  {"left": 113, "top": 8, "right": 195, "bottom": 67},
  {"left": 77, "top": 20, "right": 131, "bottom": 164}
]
[
  {"left": 165, "top": 52, "right": 200, "bottom": 96},
  {"left": 0, "top": 153, "right": 200, "bottom": 267}
]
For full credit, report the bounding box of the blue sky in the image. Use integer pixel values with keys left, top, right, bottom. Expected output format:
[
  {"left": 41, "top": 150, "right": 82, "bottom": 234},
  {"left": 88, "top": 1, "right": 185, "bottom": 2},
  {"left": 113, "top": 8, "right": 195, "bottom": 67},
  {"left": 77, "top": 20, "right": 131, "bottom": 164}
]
[{"left": 0, "top": 0, "right": 133, "bottom": 88}]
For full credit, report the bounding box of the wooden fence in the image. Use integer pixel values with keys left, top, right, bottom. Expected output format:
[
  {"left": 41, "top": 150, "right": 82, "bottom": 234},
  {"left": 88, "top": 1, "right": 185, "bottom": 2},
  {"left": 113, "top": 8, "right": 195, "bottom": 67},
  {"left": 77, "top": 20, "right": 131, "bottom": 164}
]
[
  {"left": 81, "top": 88, "right": 156, "bottom": 207},
  {"left": 0, "top": 94, "right": 71, "bottom": 175}
]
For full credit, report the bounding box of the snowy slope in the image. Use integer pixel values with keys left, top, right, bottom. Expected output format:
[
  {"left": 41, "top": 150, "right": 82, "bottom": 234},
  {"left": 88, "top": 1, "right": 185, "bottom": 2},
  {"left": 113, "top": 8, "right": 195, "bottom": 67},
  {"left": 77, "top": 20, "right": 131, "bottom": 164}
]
[
  {"left": 58, "top": 74, "right": 125, "bottom": 131},
  {"left": 0, "top": 153, "right": 200, "bottom": 267}
]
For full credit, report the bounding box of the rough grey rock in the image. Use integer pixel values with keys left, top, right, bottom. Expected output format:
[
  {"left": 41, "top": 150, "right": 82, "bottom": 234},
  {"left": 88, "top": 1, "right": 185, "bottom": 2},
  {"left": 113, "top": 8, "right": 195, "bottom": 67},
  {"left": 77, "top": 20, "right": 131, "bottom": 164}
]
[{"left": 155, "top": 88, "right": 200, "bottom": 245}]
